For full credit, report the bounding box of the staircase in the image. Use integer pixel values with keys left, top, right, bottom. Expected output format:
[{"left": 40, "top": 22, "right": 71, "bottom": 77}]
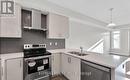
[{"left": 87, "top": 38, "right": 104, "bottom": 53}]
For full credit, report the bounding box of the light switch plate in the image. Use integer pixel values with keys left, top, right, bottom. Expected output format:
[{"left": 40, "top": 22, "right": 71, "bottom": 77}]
[{"left": 55, "top": 42, "right": 58, "bottom": 46}]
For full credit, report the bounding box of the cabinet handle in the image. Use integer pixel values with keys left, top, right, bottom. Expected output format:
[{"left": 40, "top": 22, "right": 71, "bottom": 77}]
[
  {"left": 70, "top": 57, "right": 71, "bottom": 63},
  {"left": 68, "top": 57, "right": 71, "bottom": 63},
  {"left": 20, "top": 60, "right": 22, "bottom": 67},
  {"left": 68, "top": 57, "right": 69, "bottom": 63},
  {"left": 1, "top": 66, "right": 3, "bottom": 76}
]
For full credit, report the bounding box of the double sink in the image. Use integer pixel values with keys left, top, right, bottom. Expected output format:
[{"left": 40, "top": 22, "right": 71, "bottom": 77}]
[{"left": 68, "top": 51, "right": 88, "bottom": 56}]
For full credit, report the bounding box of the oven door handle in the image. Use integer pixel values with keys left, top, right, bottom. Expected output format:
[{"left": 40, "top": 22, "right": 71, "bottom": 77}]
[
  {"left": 24, "top": 55, "right": 51, "bottom": 61},
  {"left": 34, "top": 75, "right": 50, "bottom": 80}
]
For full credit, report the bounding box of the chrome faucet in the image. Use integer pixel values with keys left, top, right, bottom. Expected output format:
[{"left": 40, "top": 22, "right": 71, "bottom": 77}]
[{"left": 80, "top": 46, "right": 83, "bottom": 53}]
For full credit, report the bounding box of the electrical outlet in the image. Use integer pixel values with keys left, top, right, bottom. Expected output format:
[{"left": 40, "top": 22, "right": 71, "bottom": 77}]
[
  {"left": 49, "top": 42, "right": 52, "bottom": 46},
  {"left": 55, "top": 42, "right": 58, "bottom": 46}
]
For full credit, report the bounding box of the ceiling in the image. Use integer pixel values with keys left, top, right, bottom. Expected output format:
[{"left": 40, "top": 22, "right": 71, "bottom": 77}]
[{"left": 46, "top": 0, "right": 130, "bottom": 26}]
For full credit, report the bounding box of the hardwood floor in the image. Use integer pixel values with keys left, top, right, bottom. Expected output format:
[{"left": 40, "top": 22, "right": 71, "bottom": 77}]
[{"left": 51, "top": 75, "right": 68, "bottom": 80}]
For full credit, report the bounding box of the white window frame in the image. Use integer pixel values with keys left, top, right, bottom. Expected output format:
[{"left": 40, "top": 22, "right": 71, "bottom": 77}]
[{"left": 111, "top": 30, "right": 120, "bottom": 49}]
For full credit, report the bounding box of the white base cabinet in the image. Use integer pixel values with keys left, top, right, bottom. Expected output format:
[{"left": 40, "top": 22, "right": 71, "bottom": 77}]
[
  {"left": 61, "top": 54, "right": 81, "bottom": 80},
  {"left": 5, "top": 58, "right": 23, "bottom": 80},
  {"left": 51, "top": 53, "right": 61, "bottom": 76},
  {"left": 1, "top": 58, "right": 23, "bottom": 80}
]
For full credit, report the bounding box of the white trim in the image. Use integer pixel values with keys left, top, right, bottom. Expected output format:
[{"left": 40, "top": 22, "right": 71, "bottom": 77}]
[
  {"left": 17, "top": 0, "right": 111, "bottom": 30},
  {"left": 114, "top": 24, "right": 130, "bottom": 29},
  {"left": 87, "top": 39, "right": 103, "bottom": 51},
  {"left": 70, "top": 18, "right": 112, "bottom": 31}
]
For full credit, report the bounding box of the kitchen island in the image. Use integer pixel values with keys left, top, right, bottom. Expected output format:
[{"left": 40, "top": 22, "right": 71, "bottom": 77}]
[
  {"left": 0, "top": 49, "right": 129, "bottom": 80},
  {"left": 48, "top": 49, "right": 130, "bottom": 80}
]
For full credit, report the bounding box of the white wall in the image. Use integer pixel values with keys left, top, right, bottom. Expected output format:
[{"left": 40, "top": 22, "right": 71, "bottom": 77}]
[
  {"left": 110, "top": 29, "right": 130, "bottom": 56},
  {"left": 16, "top": 0, "right": 110, "bottom": 30},
  {"left": 103, "top": 32, "right": 111, "bottom": 54},
  {"left": 16, "top": 0, "right": 109, "bottom": 51},
  {"left": 66, "top": 20, "right": 107, "bottom": 50}
]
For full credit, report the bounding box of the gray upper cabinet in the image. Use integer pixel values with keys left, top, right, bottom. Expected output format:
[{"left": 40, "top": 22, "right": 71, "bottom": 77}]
[
  {"left": 22, "top": 8, "right": 69, "bottom": 38},
  {"left": 0, "top": 4, "right": 22, "bottom": 38},
  {"left": 47, "top": 13, "right": 69, "bottom": 39},
  {"left": 22, "top": 8, "right": 47, "bottom": 31},
  {"left": 41, "top": 13, "right": 47, "bottom": 30},
  {"left": 21, "top": 9, "right": 32, "bottom": 28}
]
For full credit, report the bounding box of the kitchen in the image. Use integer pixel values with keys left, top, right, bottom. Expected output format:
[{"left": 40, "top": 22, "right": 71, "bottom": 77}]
[{"left": 0, "top": 0, "right": 130, "bottom": 80}]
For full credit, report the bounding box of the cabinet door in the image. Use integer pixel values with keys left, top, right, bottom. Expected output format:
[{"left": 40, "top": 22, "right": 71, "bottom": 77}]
[
  {"left": 47, "top": 13, "right": 69, "bottom": 39},
  {"left": 61, "top": 54, "right": 81, "bottom": 80},
  {"left": 51, "top": 53, "right": 61, "bottom": 75},
  {"left": 69, "top": 56, "right": 81, "bottom": 80},
  {"left": 61, "top": 54, "right": 70, "bottom": 79},
  {"left": 21, "top": 9, "right": 32, "bottom": 27},
  {"left": 5, "top": 58, "right": 23, "bottom": 80},
  {"left": 32, "top": 9, "right": 41, "bottom": 29},
  {"left": 0, "top": 4, "right": 21, "bottom": 38}
]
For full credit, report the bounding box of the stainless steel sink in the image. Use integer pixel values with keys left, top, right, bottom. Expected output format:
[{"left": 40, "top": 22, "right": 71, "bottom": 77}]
[{"left": 68, "top": 51, "right": 88, "bottom": 56}]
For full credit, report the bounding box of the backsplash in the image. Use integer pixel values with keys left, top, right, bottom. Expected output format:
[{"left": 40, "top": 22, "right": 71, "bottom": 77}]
[{"left": 0, "top": 29, "right": 65, "bottom": 54}]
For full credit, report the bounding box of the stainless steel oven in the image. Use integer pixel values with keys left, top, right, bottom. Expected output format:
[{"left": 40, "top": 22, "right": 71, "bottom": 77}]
[{"left": 23, "top": 44, "right": 51, "bottom": 80}]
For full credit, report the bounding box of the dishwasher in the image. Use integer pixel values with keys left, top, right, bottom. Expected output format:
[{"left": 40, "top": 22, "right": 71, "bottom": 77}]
[
  {"left": 0, "top": 59, "right": 1, "bottom": 80},
  {"left": 81, "top": 60, "right": 111, "bottom": 80}
]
